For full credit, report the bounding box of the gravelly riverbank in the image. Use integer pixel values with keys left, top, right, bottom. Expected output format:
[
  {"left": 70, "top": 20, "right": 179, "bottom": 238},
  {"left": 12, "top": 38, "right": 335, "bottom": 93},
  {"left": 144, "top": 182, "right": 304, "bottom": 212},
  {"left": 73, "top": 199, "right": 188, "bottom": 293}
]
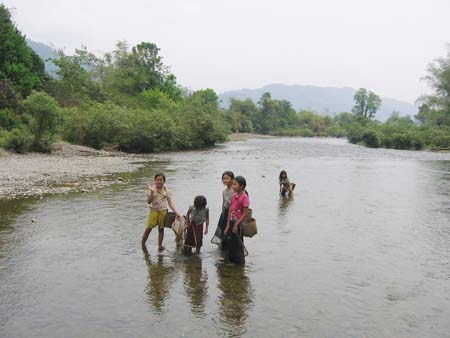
[{"left": 0, "top": 142, "right": 150, "bottom": 200}]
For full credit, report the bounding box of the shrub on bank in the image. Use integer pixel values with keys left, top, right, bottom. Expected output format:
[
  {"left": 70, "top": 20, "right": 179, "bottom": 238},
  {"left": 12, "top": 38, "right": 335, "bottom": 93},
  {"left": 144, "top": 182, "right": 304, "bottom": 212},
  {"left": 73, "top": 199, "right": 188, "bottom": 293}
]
[
  {"left": 62, "top": 102, "right": 126, "bottom": 149},
  {"left": 361, "top": 129, "right": 381, "bottom": 148},
  {"left": 22, "top": 92, "right": 63, "bottom": 152},
  {"left": 3, "top": 127, "right": 33, "bottom": 153},
  {"left": 118, "top": 109, "right": 177, "bottom": 153}
]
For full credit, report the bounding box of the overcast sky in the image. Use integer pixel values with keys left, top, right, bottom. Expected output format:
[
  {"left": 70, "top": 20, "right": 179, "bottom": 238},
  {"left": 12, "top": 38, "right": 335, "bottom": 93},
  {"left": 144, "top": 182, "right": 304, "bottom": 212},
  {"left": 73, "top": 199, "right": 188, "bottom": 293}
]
[{"left": 4, "top": 0, "right": 450, "bottom": 102}]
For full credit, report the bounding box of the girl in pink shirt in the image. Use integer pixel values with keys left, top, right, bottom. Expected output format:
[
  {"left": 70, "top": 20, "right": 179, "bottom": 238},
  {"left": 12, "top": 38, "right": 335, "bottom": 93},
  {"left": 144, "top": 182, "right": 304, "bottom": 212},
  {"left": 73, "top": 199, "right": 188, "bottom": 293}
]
[{"left": 223, "top": 176, "right": 250, "bottom": 264}]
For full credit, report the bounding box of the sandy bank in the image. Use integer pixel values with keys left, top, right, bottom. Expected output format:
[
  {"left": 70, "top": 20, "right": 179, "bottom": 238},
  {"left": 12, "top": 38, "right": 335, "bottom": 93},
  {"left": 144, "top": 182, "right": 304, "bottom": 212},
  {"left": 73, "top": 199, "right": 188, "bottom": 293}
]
[
  {"left": 0, "top": 142, "right": 150, "bottom": 200},
  {"left": 228, "top": 133, "right": 274, "bottom": 141}
]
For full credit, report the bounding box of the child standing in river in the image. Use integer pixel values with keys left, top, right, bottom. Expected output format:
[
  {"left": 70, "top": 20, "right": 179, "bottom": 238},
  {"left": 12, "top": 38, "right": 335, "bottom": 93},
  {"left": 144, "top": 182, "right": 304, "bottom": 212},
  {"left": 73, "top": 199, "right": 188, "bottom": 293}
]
[
  {"left": 184, "top": 195, "right": 209, "bottom": 254},
  {"left": 142, "top": 173, "right": 181, "bottom": 251},
  {"left": 223, "top": 176, "right": 250, "bottom": 264},
  {"left": 216, "top": 171, "right": 234, "bottom": 245}
]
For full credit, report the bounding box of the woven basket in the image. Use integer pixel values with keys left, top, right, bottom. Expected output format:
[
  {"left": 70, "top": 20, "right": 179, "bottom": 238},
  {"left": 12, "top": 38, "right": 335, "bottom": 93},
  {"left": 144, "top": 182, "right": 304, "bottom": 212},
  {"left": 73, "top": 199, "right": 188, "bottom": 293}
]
[{"left": 243, "top": 217, "right": 257, "bottom": 238}]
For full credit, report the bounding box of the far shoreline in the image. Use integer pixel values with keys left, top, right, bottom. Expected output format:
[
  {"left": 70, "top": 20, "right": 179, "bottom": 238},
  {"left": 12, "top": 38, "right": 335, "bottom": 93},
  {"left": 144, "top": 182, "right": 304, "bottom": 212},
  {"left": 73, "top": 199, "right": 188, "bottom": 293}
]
[{"left": 228, "top": 133, "right": 275, "bottom": 141}]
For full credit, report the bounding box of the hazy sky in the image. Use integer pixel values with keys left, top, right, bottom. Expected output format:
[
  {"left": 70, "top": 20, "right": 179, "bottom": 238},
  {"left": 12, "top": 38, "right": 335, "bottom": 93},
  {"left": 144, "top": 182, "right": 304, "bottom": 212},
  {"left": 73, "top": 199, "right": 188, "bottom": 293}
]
[{"left": 4, "top": 0, "right": 450, "bottom": 102}]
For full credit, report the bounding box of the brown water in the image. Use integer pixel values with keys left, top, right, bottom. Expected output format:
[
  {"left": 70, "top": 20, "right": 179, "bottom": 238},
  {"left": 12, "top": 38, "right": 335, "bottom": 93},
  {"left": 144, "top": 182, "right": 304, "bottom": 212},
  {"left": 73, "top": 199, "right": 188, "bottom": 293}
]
[{"left": 1, "top": 138, "right": 450, "bottom": 338}]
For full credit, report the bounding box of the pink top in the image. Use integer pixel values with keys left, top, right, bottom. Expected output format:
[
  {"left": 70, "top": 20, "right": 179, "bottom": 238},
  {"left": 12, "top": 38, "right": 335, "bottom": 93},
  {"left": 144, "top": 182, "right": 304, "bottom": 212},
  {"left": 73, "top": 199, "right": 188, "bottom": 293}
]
[{"left": 229, "top": 191, "right": 250, "bottom": 221}]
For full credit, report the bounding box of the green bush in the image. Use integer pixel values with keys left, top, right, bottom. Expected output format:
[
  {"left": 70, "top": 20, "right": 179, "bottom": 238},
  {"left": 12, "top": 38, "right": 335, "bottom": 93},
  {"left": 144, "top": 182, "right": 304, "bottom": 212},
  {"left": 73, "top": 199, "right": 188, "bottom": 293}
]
[
  {"left": 62, "top": 102, "right": 126, "bottom": 149},
  {"left": 346, "top": 124, "right": 365, "bottom": 144},
  {"left": 430, "top": 132, "right": 450, "bottom": 148},
  {"left": 118, "top": 110, "right": 177, "bottom": 153},
  {"left": 23, "top": 92, "right": 62, "bottom": 152},
  {"left": 0, "top": 108, "right": 21, "bottom": 130},
  {"left": 361, "top": 129, "right": 381, "bottom": 148},
  {"left": 384, "top": 133, "right": 412, "bottom": 150},
  {"left": 326, "top": 125, "right": 346, "bottom": 138},
  {"left": 4, "top": 127, "right": 33, "bottom": 153}
]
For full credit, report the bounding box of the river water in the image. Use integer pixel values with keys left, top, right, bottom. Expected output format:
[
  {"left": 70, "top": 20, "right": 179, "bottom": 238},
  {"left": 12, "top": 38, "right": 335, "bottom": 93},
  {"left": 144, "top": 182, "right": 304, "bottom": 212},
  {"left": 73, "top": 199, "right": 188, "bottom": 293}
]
[{"left": 1, "top": 138, "right": 450, "bottom": 338}]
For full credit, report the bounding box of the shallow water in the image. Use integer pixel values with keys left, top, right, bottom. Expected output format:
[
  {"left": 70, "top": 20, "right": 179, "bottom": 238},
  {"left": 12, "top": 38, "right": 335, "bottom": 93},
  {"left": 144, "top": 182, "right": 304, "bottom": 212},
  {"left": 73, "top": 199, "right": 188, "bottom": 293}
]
[{"left": 1, "top": 138, "right": 450, "bottom": 338}]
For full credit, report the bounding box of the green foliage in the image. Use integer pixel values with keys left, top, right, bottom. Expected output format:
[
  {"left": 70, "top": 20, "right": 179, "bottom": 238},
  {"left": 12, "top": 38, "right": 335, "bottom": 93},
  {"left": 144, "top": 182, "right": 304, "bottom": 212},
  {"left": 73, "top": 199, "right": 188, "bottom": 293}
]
[
  {"left": 416, "top": 46, "right": 450, "bottom": 129},
  {"left": 22, "top": 92, "right": 62, "bottom": 152},
  {"left": 118, "top": 109, "right": 176, "bottom": 153},
  {"left": 0, "top": 78, "right": 22, "bottom": 110},
  {"left": 0, "top": 108, "right": 21, "bottom": 130},
  {"left": 361, "top": 129, "right": 381, "bottom": 148},
  {"left": 61, "top": 89, "right": 228, "bottom": 153},
  {"left": 0, "top": 5, "right": 46, "bottom": 96},
  {"left": 227, "top": 98, "right": 256, "bottom": 132},
  {"left": 3, "top": 127, "right": 33, "bottom": 153},
  {"left": 352, "top": 88, "right": 381, "bottom": 119},
  {"left": 62, "top": 102, "right": 126, "bottom": 149}
]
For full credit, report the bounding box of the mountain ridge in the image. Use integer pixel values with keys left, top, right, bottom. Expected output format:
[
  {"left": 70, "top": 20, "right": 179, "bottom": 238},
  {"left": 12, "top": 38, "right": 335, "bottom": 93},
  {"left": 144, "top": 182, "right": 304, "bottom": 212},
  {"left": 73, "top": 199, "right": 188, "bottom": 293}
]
[{"left": 219, "top": 83, "right": 417, "bottom": 121}]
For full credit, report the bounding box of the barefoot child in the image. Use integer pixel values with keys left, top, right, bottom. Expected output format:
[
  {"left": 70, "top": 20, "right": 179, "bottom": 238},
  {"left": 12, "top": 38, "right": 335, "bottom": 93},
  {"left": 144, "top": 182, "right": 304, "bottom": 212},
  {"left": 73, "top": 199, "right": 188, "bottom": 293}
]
[
  {"left": 185, "top": 195, "right": 209, "bottom": 254},
  {"left": 142, "top": 173, "right": 181, "bottom": 251},
  {"left": 279, "top": 170, "right": 296, "bottom": 196},
  {"left": 223, "top": 176, "right": 250, "bottom": 264}
]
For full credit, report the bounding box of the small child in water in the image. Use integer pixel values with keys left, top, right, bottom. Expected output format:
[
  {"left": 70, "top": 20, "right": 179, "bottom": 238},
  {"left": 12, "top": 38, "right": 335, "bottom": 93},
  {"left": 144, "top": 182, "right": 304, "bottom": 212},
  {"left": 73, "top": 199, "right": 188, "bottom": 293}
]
[
  {"left": 185, "top": 195, "right": 209, "bottom": 254},
  {"left": 279, "top": 170, "right": 296, "bottom": 195},
  {"left": 142, "top": 173, "right": 181, "bottom": 251}
]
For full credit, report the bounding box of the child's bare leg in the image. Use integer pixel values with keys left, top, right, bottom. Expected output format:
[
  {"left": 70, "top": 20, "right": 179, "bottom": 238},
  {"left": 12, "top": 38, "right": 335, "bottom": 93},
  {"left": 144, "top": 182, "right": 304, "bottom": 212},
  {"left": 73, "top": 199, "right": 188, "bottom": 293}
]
[
  {"left": 141, "top": 228, "right": 152, "bottom": 248},
  {"left": 195, "top": 244, "right": 201, "bottom": 254},
  {"left": 158, "top": 227, "right": 165, "bottom": 250}
]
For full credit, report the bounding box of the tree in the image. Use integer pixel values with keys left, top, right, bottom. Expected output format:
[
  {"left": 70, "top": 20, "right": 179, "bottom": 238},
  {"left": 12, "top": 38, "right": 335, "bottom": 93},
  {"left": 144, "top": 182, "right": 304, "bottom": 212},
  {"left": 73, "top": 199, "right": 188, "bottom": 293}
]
[
  {"left": 22, "top": 92, "right": 62, "bottom": 152},
  {"left": 416, "top": 45, "right": 450, "bottom": 127},
  {"left": 0, "top": 5, "right": 47, "bottom": 97},
  {"left": 50, "top": 48, "right": 103, "bottom": 106},
  {"left": 227, "top": 98, "right": 256, "bottom": 132},
  {"left": 352, "top": 88, "right": 381, "bottom": 119}
]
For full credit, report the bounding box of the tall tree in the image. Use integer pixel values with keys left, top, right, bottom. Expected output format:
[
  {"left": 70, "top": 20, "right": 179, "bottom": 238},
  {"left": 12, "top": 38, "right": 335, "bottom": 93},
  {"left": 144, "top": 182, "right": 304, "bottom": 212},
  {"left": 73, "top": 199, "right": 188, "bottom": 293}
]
[
  {"left": 416, "top": 46, "right": 450, "bottom": 127},
  {"left": 0, "top": 4, "right": 46, "bottom": 97},
  {"left": 352, "top": 88, "right": 381, "bottom": 119}
]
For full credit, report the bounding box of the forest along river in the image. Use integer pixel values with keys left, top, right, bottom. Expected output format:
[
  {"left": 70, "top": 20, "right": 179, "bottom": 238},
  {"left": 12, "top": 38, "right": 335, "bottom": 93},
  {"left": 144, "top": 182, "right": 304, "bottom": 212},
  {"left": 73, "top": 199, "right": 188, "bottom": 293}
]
[{"left": 1, "top": 138, "right": 450, "bottom": 338}]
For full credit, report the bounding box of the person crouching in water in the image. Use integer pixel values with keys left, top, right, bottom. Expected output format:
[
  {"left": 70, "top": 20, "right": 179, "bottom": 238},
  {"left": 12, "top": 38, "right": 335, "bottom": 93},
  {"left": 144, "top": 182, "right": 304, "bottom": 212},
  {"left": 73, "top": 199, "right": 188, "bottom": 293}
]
[
  {"left": 223, "top": 176, "right": 250, "bottom": 264},
  {"left": 142, "top": 173, "right": 181, "bottom": 251},
  {"left": 184, "top": 195, "right": 209, "bottom": 254},
  {"left": 279, "top": 170, "right": 296, "bottom": 196}
]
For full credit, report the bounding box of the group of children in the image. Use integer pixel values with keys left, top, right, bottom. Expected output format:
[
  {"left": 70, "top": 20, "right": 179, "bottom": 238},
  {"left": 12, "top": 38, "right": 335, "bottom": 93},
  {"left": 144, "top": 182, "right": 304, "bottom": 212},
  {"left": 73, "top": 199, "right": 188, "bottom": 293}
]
[
  {"left": 141, "top": 171, "right": 250, "bottom": 264},
  {"left": 141, "top": 170, "right": 294, "bottom": 264}
]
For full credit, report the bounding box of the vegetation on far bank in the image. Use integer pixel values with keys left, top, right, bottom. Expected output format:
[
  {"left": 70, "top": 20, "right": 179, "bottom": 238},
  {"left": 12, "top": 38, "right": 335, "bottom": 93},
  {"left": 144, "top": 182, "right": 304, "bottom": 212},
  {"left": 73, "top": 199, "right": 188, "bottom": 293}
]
[{"left": 0, "top": 4, "right": 449, "bottom": 153}]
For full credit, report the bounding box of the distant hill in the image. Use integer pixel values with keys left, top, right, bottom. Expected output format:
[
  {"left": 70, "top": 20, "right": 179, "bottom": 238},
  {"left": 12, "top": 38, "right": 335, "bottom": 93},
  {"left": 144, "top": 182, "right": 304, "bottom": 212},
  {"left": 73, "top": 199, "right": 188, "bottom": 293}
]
[
  {"left": 26, "top": 39, "right": 58, "bottom": 76},
  {"left": 219, "top": 84, "right": 417, "bottom": 121}
]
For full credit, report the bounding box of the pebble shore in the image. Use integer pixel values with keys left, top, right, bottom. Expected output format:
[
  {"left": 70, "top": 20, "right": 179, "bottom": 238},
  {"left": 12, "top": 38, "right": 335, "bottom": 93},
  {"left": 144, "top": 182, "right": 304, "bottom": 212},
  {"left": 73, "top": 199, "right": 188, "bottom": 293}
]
[{"left": 0, "top": 142, "right": 149, "bottom": 200}]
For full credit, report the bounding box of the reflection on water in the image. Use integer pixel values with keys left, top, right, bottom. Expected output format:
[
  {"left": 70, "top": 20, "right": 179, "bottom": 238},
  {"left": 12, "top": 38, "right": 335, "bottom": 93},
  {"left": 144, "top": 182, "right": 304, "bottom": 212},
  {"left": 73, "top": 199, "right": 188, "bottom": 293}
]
[
  {"left": 143, "top": 248, "right": 177, "bottom": 315},
  {"left": 183, "top": 255, "right": 208, "bottom": 317},
  {"left": 278, "top": 193, "right": 294, "bottom": 218},
  {"left": 216, "top": 261, "right": 253, "bottom": 338},
  {"left": 1, "top": 138, "right": 450, "bottom": 338}
]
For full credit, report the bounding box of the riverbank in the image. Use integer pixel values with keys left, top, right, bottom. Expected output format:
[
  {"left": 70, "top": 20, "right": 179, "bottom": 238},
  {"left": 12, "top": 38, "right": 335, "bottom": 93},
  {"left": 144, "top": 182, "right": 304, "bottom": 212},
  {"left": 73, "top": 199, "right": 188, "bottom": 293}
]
[
  {"left": 0, "top": 142, "right": 150, "bottom": 200},
  {"left": 228, "top": 133, "right": 275, "bottom": 141},
  {"left": 1, "top": 134, "right": 274, "bottom": 200}
]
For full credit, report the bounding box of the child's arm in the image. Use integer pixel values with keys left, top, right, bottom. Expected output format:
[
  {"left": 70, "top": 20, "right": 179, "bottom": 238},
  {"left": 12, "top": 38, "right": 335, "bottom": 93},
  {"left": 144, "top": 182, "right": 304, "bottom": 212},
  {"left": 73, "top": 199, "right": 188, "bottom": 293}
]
[
  {"left": 147, "top": 184, "right": 155, "bottom": 204},
  {"left": 168, "top": 197, "right": 181, "bottom": 219},
  {"left": 204, "top": 210, "right": 209, "bottom": 235},
  {"left": 224, "top": 207, "right": 232, "bottom": 234},
  {"left": 233, "top": 206, "right": 248, "bottom": 234}
]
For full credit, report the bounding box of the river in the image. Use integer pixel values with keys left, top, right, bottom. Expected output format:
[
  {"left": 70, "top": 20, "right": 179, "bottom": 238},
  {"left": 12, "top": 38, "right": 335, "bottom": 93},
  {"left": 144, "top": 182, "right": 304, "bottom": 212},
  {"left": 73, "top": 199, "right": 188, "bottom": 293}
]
[{"left": 1, "top": 137, "right": 450, "bottom": 338}]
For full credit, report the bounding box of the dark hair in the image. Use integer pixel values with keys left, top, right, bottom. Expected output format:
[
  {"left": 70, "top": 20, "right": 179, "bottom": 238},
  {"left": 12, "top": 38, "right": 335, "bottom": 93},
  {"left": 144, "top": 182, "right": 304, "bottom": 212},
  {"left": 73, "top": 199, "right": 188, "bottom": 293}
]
[
  {"left": 234, "top": 176, "right": 247, "bottom": 189},
  {"left": 222, "top": 171, "right": 234, "bottom": 180},
  {"left": 279, "top": 170, "right": 288, "bottom": 183},
  {"left": 194, "top": 195, "right": 207, "bottom": 209},
  {"left": 154, "top": 173, "right": 166, "bottom": 182}
]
